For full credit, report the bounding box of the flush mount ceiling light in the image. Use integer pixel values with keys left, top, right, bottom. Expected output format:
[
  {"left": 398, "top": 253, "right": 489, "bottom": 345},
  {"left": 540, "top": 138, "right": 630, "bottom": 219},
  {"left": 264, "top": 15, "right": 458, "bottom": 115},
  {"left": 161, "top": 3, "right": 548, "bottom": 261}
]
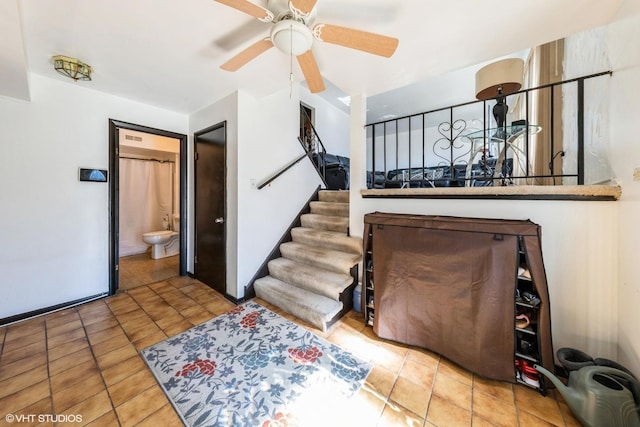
[{"left": 52, "top": 55, "right": 93, "bottom": 81}]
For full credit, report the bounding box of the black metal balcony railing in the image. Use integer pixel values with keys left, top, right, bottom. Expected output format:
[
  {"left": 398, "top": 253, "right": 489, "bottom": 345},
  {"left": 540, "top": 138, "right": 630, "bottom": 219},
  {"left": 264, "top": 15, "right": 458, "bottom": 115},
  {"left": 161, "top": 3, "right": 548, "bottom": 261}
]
[{"left": 365, "top": 71, "right": 611, "bottom": 189}]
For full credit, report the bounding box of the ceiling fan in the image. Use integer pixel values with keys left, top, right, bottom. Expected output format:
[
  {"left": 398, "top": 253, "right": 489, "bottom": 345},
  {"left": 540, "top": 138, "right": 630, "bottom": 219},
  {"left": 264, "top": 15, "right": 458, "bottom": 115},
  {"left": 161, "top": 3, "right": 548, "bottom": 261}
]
[{"left": 214, "top": 0, "right": 399, "bottom": 93}]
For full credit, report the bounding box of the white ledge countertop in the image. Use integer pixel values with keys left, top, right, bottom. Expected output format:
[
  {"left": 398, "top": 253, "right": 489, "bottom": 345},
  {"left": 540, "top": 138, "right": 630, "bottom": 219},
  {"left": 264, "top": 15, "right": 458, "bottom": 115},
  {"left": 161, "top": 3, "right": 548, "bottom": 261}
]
[{"left": 360, "top": 185, "right": 622, "bottom": 201}]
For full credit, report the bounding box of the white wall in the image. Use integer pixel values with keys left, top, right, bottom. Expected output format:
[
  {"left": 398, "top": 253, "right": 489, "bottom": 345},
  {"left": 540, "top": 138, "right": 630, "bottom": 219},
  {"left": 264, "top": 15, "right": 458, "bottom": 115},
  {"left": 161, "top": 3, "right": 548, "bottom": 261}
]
[
  {"left": 0, "top": 74, "right": 188, "bottom": 319},
  {"left": 300, "top": 88, "right": 350, "bottom": 157},
  {"left": 609, "top": 0, "right": 640, "bottom": 377},
  {"left": 189, "top": 91, "right": 239, "bottom": 296},
  {"left": 236, "top": 86, "right": 323, "bottom": 298}
]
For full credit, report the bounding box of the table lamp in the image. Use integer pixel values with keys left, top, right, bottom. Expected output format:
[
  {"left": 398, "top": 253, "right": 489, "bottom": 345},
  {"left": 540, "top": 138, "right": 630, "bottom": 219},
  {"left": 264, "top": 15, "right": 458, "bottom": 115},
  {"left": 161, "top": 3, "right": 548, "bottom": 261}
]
[{"left": 475, "top": 58, "right": 524, "bottom": 129}]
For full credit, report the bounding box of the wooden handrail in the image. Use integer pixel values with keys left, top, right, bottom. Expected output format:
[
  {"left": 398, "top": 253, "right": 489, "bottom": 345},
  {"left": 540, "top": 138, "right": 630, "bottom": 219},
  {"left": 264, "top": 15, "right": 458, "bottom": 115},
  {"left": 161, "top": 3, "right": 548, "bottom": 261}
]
[{"left": 257, "top": 152, "right": 309, "bottom": 190}]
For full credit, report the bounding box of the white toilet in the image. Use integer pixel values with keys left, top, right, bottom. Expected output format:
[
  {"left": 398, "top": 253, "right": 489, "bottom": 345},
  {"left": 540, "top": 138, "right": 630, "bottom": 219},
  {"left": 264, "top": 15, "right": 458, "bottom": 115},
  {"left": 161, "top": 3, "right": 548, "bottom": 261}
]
[{"left": 142, "top": 214, "right": 180, "bottom": 259}]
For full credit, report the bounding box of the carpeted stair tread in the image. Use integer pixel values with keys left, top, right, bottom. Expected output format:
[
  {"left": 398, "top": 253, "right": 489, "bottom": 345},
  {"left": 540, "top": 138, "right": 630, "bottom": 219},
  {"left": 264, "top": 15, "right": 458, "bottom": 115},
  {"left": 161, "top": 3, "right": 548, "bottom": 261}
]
[
  {"left": 318, "top": 190, "right": 349, "bottom": 203},
  {"left": 301, "top": 213, "right": 349, "bottom": 233},
  {"left": 291, "top": 227, "right": 362, "bottom": 255},
  {"left": 268, "top": 257, "right": 354, "bottom": 301},
  {"left": 310, "top": 201, "right": 349, "bottom": 218},
  {"left": 280, "top": 242, "right": 360, "bottom": 274},
  {"left": 254, "top": 276, "right": 342, "bottom": 331}
]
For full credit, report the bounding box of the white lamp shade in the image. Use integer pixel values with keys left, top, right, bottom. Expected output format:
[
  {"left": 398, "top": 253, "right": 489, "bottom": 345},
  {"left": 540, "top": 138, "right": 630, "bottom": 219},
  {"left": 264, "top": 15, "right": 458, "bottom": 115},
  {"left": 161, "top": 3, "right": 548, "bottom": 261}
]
[
  {"left": 271, "top": 20, "right": 313, "bottom": 56},
  {"left": 475, "top": 58, "right": 524, "bottom": 100}
]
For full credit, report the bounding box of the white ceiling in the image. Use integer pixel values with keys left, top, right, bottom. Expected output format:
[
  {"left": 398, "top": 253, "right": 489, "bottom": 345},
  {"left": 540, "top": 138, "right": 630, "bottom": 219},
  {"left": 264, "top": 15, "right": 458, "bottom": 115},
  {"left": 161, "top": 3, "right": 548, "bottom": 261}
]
[{"left": 2, "top": 0, "right": 624, "bottom": 121}]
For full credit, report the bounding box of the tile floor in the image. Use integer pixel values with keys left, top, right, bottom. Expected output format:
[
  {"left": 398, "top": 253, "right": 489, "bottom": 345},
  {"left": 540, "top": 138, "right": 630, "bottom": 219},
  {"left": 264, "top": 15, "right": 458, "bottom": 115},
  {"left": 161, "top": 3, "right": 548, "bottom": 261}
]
[
  {"left": 118, "top": 253, "right": 179, "bottom": 291},
  {"left": 0, "top": 277, "right": 581, "bottom": 426}
]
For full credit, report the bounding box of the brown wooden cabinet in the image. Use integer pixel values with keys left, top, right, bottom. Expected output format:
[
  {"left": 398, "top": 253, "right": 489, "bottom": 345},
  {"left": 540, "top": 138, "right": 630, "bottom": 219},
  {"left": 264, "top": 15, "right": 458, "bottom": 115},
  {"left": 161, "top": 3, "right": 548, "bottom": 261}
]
[{"left": 362, "top": 212, "right": 554, "bottom": 390}]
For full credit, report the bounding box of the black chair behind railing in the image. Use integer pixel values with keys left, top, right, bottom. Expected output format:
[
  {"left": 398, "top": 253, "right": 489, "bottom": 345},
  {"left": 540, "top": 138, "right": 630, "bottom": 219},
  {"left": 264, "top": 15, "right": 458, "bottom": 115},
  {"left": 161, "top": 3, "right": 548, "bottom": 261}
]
[{"left": 365, "top": 71, "right": 611, "bottom": 189}]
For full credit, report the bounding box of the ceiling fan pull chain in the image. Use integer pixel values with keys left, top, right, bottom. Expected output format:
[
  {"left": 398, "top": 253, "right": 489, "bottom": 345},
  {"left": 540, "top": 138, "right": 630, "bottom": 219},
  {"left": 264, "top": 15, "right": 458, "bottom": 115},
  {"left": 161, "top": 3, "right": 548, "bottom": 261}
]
[{"left": 289, "top": 23, "right": 294, "bottom": 99}]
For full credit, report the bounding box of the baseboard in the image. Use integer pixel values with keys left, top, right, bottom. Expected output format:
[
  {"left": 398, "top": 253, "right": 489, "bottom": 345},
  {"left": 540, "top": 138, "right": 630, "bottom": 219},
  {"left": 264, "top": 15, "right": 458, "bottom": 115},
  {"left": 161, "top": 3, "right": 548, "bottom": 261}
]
[
  {"left": 0, "top": 293, "right": 109, "bottom": 326},
  {"left": 244, "top": 185, "right": 322, "bottom": 299},
  {"left": 224, "top": 293, "right": 245, "bottom": 305}
]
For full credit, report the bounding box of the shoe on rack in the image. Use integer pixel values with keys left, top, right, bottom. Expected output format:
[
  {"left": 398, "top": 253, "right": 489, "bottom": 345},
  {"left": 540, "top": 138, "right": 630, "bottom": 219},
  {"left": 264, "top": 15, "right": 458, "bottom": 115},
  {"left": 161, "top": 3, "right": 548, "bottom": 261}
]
[
  {"left": 522, "top": 291, "right": 541, "bottom": 307},
  {"left": 516, "top": 314, "right": 530, "bottom": 329}
]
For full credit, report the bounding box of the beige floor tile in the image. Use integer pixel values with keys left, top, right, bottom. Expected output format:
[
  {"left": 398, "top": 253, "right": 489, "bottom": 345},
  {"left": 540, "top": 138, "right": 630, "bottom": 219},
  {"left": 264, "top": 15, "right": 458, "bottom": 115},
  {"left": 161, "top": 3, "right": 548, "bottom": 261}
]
[
  {"left": 432, "top": 371, "right": 472, "bottom": 412},
  {"left": 518, "top": 408, "right": 562, "bottom": 426},
  {"left": 389, "top": 375, "right": 431, "bottom": 418},
  {"left": 406, "top": 347, "right": 440, "bottom": 369},
  {"left": 4, "top": 318, "right": 45, "bottom": 340},
  {"left": 0, "top": 380, "right": 50, "bottom": 414},
  {"left": 369, "top": 343, "right": 406, "bottom": 373},
  {"left": 472, "top": 389, "right": 518, "bottom": 427},
  {"left": 514, "top": 384, "right": 564, "bottom": 426},
  {"left": 1, "top": 340, "right": 47, "bottom": 365},
  {"left": 426, "top": 393, "right": 471, "bottom": 427},
  {"left": 44, "top": 310, "right": 80, "bottom": 329},
  {"left": 399, "top": 358, "right": 436, "bottom": 389},
  {"left": 45, "top": 318, "right": 83, "bottom": 338},
  {"left": 83, "top": 316, "right": 119, "bottom": 335},
  {"left": 3, "top": 329, "right": 46, "bottom": 350},
  {"left": 364, "top": 365, "right": 397, "bottom": 398},
  {"left": 0, "top": 351, "right": 47, "bottom": 382},
  {"left": 87, "top": 325, "right": 127, "bottom": 346},
  {"left": 46, "top": 328, "right": 86, "bottom": 350},
  {"left": 204, "top": 297, "right": 235, "bottom": 314},
  {"left": 90, "top": 332, "right": 131, "bottom": 356},
  {"left": 83, "top": 410, "right": 119, "bottom": 427},
  {"left": 50, "top": 360, "right": 100, "bottom": 394},
  {"left": 115, "top": 385, "right": 169, "bottom": 426},
  {"left": 438, "top": 357, "right": 473, "bottom": 385},
  {"left": 47, "top": 337, "right": 89, "bottom": 362},
  {"left": 52, "top": 373, "right": 105, "bottom": 413},
  {"left": 155, "top": 313, "right": 185, "bottom": 330},
  {"left": 9, "top": 396, "right": 53, "bottom": 426},
  {"left": 132, "top": 330, "right": 168, "bottom": 351},
  {"left": 107, "top": 369, "right": 156, "bottom": 407},
  {"left": 0, "top": 364, "right": 48, "bottom": 400},
  {"left": 473, "top": 375, "right": 515, "bottom": 403},
  {"left": 557, "top": 400, "right": 582, "bottom": 427},
  {"left": 125, "top": 322, "right": 162, "bottom": 342},
  {"left": 162, "top": 319, "right": 195, "bottom": 337},
  {"left": 135, "top": 404, "right": 183, "bottom": 427},
  {"left": 95, "top": 343, "right": 138, "bottom": 371},
  {"left": 378, "top": 402, "right": 424, "bottom": 427},
  {"left": 56, "top": 390, "right": 112, "bottom": 426},
  {"left": 101, "top": 355, "right": 147, "bottom": 387}
]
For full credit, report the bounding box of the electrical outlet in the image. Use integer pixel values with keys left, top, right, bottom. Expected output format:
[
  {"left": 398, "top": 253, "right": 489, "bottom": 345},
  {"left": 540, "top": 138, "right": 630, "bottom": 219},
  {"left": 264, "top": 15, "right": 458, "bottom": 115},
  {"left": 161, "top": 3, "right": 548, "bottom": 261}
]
[
  {"left": 250, "top": 179, "right": 257, "bottom": 189},
  {"left": 634, "top": 168, "right": 640, "bottom": 182}
]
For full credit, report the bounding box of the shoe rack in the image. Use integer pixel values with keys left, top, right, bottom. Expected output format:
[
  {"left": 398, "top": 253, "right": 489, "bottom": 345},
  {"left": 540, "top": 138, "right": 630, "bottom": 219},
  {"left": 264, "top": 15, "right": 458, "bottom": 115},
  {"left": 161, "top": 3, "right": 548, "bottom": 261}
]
[
  {"left": 515, "top": 236, "right": 546, "bottom": 393},
  {"left": 363, "top": 228, "right": 374, "bottom": 326}
]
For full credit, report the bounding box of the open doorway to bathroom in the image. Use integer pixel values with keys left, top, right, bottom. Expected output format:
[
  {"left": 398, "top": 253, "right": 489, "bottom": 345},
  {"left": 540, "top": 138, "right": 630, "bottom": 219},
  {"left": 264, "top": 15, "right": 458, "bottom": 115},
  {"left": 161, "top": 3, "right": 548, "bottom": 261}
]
[{"left": 108, "top": 120, "right": 187, "bottom": 295}]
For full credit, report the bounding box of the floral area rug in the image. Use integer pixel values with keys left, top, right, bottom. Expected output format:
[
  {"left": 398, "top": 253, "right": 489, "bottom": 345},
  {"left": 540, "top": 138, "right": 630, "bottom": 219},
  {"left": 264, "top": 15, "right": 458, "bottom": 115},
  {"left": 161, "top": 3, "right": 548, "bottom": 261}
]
[{"left": 142, "top": 301, "right": 371, "bottom": 427}]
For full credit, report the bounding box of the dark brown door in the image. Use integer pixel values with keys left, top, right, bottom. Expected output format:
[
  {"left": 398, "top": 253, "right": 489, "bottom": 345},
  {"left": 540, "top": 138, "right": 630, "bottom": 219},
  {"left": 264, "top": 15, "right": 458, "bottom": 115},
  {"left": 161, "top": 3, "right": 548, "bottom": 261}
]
[{"left": 194, "top": 122, "right": 226, "bottom": 295}]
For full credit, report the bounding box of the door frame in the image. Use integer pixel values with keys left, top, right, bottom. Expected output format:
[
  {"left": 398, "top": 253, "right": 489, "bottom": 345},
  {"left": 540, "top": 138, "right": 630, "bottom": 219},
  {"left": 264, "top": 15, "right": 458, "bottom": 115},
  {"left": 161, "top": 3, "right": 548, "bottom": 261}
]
[
  {"left": 193, "top": 121, "right": 227, "bottom": 295},
  {"left": 108, "top": 119, "right": 188, "bottom": 296}
]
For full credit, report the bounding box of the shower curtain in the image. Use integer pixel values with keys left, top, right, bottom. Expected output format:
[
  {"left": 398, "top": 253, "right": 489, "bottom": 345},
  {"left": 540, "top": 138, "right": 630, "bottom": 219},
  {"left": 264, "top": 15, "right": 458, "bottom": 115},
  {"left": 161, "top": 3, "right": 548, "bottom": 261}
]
[{"left": 119, "top": 158, "right": 174, "bottom": 257}]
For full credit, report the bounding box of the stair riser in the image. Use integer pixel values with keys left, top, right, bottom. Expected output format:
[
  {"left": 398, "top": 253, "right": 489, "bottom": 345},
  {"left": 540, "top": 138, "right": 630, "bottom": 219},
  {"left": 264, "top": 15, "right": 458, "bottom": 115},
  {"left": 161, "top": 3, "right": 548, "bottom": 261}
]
[
  {"left": 291, "top": 230, "right": 361, "bottom": 255},
  {"left": 268, "top": 259, "right": 352, "bottom": 301},
  {"left": 319, "top": 191, "right": 349, "bottom": 203},
  {"left": 310, "top": 202, "right": 349, "bottom": 218},
  {"left": 301, "top": 215, "right": 348, "bottom": 233}
]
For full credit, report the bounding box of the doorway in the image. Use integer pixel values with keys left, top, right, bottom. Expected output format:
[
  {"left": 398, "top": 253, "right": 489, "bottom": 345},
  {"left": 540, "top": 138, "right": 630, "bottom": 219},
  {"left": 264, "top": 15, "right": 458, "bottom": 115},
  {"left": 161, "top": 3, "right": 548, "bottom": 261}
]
[
  {"left": 108, "top": 120, "right": 187, "bottom": 295},
  {"left": 194, "top": 122, "right": 226, "bottom": 295}
]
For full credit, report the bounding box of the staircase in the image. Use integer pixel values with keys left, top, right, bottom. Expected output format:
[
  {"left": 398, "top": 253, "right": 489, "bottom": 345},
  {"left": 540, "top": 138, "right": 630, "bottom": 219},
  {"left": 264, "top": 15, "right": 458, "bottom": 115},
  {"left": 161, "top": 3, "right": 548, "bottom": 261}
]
[{"left": 254, "top": 190, "right": 362, "bottom": 331}]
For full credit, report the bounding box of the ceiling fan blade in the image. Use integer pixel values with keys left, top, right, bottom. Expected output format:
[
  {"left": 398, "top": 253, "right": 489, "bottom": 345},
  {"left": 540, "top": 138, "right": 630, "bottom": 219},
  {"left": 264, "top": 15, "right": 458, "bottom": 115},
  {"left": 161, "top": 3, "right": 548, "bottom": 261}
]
[
  {"left": 214, "top": 0, "right": 274, "bottom": 22},
  {"left": 313, "top": 24, "right": 399, "bottom": 58},
  {"left": 289, "top": 0, "right": 318, "bottom": 15},
  {"left": 220, "top": 38, "right": 274, "bottom": 71},
  {"left": 296, "top": 50, "right": 325, "bottom": 93}
]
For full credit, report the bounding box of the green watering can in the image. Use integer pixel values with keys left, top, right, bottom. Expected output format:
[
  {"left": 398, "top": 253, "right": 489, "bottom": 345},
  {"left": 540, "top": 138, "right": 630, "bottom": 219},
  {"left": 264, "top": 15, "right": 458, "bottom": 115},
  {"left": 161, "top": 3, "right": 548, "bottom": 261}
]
[{"left": 535, "top": 364, "right": 640, "bottom": 427}]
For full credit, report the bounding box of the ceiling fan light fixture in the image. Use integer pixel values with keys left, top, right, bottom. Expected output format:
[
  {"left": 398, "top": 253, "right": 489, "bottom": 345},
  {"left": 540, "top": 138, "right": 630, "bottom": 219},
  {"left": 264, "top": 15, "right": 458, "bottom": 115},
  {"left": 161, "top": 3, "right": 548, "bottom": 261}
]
[{"left": 270, "top": 20, "right": 313, "bottom": 55}]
